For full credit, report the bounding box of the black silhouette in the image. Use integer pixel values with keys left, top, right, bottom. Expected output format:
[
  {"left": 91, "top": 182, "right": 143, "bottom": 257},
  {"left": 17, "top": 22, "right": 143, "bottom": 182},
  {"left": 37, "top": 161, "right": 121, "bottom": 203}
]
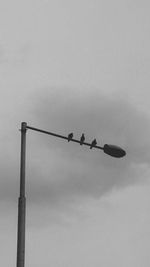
[
  {"left": 80, "top": 134, "right": 85, "bottom": 145},
  {"left": 68, "top": 133, "right": 73, "bottom": 141},
  {"left": 90, "top": 138, "right": 97, "bottom": 149}
]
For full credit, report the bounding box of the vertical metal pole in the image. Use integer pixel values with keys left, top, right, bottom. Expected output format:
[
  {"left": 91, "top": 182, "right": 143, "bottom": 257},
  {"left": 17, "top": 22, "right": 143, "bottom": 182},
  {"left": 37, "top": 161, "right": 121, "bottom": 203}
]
[{"left": 17, "top": 122, "right": 27, "bottom": 267}]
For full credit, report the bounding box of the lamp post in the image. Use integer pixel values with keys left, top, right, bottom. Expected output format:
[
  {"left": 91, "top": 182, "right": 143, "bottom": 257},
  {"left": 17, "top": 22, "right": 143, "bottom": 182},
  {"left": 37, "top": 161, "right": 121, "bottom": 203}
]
[
  {"left": 17, "top": 122, "right": 26, "bottom": 267},
  {"left": 16, "top": 122, "right": 126, "bottom": 267}
]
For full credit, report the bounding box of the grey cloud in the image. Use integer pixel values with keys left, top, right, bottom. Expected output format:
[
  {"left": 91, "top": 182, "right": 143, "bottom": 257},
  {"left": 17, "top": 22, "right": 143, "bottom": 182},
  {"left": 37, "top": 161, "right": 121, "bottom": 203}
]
[
  {"left": 33, "top": 88, "right": 150, "bottom": 163},
  {"left": 25, "top": 89, "right": 150, "bottom": 206},
  {"left": 1, "top": 88, "right": 150, "bottom": 223}
]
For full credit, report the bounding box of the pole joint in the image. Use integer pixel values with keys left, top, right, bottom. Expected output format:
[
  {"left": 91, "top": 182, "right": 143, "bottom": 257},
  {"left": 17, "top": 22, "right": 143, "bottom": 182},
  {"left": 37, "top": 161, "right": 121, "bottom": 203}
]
[{"left": 21, "top": 122, "right": 27, "bottom": 133}]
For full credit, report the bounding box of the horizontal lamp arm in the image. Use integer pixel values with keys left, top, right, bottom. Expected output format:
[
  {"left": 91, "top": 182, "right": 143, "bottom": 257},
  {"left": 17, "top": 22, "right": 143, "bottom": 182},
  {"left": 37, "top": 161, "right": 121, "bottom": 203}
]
[{"left": 26, "top": 125, "right": 104, "bottom": 150}]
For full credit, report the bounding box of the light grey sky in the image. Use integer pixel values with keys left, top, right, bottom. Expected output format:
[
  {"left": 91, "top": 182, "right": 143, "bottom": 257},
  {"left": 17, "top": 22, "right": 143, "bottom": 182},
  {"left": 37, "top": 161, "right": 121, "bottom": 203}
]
[{"left": 1, "top": 0, "right": 150, "bottom": 266}]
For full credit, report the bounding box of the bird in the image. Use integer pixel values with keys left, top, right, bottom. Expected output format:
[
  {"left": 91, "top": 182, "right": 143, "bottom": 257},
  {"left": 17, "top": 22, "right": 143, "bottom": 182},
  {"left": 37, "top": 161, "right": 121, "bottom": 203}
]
[
  {"left": 68, "top": 132, "right": 73, "bottom": 142},
  {"left": 80, "top": 133, "right": 85, "bottom": 145},
  {"left": 90, "top": 138, "right": 97, "bottom": 149}
]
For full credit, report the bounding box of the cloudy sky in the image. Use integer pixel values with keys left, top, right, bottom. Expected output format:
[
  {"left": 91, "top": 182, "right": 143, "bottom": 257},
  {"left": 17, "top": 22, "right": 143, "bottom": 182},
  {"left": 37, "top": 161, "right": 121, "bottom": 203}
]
[{"left": 1, "top": 0, "right": 150, "bottom": 266}]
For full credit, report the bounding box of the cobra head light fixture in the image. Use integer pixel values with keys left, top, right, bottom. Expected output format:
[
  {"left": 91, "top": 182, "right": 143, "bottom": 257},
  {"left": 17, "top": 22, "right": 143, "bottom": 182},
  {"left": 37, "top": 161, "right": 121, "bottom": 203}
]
[{"left": 103, "top": 144, "right": 126, "bottom": 158}]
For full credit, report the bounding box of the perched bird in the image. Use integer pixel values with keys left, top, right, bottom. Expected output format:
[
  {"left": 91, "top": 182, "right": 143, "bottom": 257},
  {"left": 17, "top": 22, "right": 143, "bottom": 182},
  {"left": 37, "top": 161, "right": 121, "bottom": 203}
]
[
  {"left": 80, "top": 133, "right": 85, "bottom": 145},
  {"left": 90, "top": 138, "right": 97, "bottom": 149},
  {"left": 68, "top": 132, "right": 73, "bottom": 142}
]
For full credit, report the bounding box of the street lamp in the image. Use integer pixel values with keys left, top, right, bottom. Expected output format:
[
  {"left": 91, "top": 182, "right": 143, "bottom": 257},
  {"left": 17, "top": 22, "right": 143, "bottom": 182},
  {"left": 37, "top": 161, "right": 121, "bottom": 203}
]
[{"left": 16, "top": 122, "right": 126, "bottom": 267}]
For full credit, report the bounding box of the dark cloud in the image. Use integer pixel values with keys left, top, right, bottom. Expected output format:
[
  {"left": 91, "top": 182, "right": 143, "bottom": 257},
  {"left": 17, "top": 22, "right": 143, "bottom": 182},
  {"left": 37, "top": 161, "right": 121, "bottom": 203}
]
[
  {"left": 26, "top": 89, "right": 150, "bottom": 206},
  {"left": 1, "top": 88, "right": 150, "bottom": 222}
]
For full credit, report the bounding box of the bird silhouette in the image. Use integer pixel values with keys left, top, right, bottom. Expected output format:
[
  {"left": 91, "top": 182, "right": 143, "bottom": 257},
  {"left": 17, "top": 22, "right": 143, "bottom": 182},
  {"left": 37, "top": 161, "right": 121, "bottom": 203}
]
[
  {"left": 90, "top": 138, "right": 97, "bottom": 149},
  {"left": 68, "top": 133, "right": 73, "bottom": 141},
  {"left": 80, "top": 134, "right": 85, "bottom": 145}
]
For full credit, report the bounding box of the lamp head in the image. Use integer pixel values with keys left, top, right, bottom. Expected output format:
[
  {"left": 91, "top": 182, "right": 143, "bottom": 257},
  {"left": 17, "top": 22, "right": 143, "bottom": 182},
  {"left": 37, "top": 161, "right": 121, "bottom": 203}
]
[{"left": 103, "top": 144, "right": 126, "bottom": 158}]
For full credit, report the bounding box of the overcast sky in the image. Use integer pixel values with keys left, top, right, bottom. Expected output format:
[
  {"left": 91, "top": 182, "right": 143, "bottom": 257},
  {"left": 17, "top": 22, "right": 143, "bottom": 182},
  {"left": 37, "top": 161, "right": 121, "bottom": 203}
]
[{"left": 1, "top": 0, "right": 150, "bottom": 266}]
